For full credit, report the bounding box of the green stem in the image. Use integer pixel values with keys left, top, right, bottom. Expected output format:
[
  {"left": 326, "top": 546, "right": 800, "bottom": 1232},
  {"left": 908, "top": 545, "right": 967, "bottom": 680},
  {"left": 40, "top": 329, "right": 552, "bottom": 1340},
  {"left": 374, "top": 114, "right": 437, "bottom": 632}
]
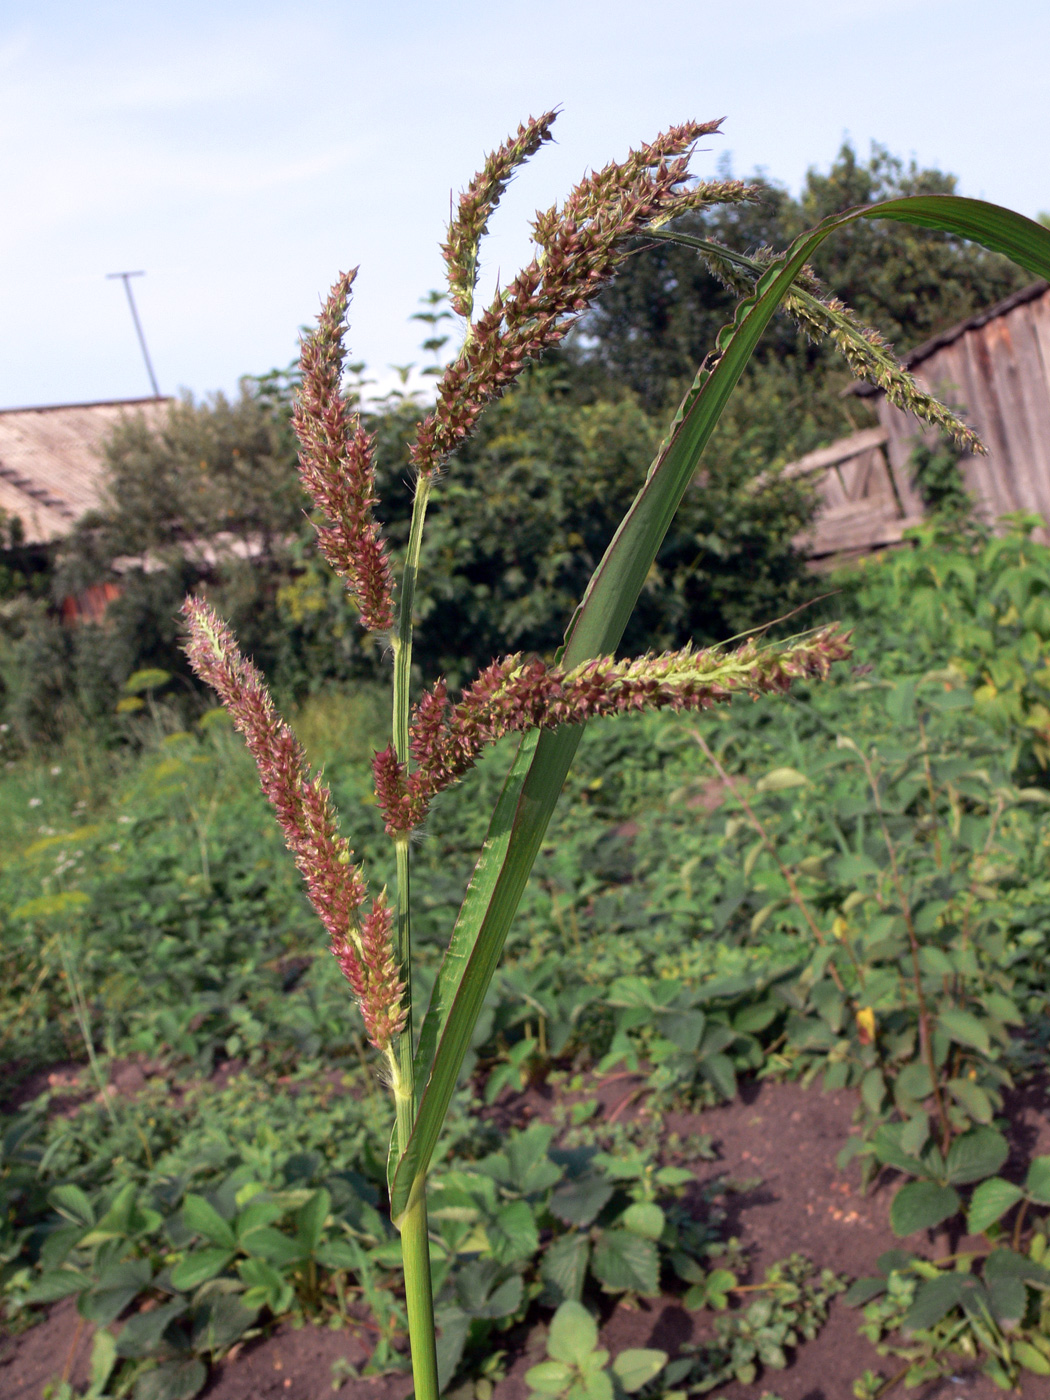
[
  {"left": 393, "top": 838, "right": 415, "bottom": 1100},
  {"left": 57, "top": 930, "right": 116, "bottom": 1127},
  {"left": 859, "top": 746, "right": 952, "bottom": 1151},
  {"left": 399, "top": 1167, "right": 439, "bottom": 1400},
  {"left": 390, "top": 469, "right": 437, "bottom": 1396},
  {"left": 388, "top": 1053, "right": 438, "bottom": 1394},
  {"left": 390, "top": 469, "right": 433, "bottom": 1102}
]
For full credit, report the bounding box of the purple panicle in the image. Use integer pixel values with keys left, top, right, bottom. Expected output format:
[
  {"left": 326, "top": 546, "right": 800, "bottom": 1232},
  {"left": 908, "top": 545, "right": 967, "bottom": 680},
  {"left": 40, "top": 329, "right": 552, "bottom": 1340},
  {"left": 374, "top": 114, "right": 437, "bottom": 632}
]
[
  {"left": 293, "top": 272, "right": 396, "bottom": 633},
  {"left": 181, "top": 597, "right": 404, "bottom": 1051}
]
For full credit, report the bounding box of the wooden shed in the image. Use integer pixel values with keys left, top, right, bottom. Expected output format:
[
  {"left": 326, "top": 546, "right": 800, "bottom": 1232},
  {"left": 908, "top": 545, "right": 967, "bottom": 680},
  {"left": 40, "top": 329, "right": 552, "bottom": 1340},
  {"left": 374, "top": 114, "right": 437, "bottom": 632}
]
[
  {"left": 0, "top": 397, "right": 170, "bottom": 546},
  {"left": 781, "top": 281, "right": 1050, "bottom": 563}
]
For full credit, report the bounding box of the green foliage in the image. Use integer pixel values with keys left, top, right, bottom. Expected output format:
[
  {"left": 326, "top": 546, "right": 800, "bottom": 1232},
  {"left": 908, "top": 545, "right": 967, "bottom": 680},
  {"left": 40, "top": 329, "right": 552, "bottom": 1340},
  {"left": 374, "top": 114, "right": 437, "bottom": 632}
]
[
  {"left": 0, "top": 507, "right": 46, "bottom": 605},
  {"left": 0, "top": 556, "right": 197, "bottom": 747},
  {"left": 8, "top": 521, "right": 1050, "bottom": 1390},
  {"left": 0, "top": 381, "right": 385, "bottom": 744},
  {"left": 426, "top": 1119, "right": 732, "bottom": 1386},
  {"left": 84, "top": 386, "right": 301, "bottom": 563},
  {"left": 2, "top": 1076, "right": 738, "bottom": 1398},
  {"left": 907, "top": 434, "right": 975, "bottom": 524},
  {"left": 678, "top": 1255, "right": 846, "bottom": 1393},
  {"left": 849, "top": 1241, "right": 1050, "bottom": 1392},
  {"left": 404, "top": 365, "right": 815, "bottom": 683},
  {"left": 525, "top": 1299, "right": 667, "bottom": 1400},
  {"left": 836, "top": 515, "right": 1050, "bottom": 773}
]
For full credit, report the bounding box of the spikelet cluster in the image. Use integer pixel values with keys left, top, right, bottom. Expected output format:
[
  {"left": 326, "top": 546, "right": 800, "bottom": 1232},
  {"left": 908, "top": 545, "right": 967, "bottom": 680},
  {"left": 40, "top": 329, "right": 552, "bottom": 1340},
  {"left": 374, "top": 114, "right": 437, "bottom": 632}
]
[
  {"left": 443, "top": 111, "right": 558, "bottom": 320},
  {"left": 700, "top": 239, "right": 982, "bottom": 455},
  {"left": 788, "top": 285, "right": 984, "bottom": 454},
  {"left": 413, "top": 117, "right": 754, "bottom": 479},
  {"left": 293, "top": 271, "right": 396, "bottom": 632},
  {"left": 329, "top": 893, "right": 405, "bottom": 1053},
  {"left": 373, "top": 626, "right": 852, "bottom": 834},
  {"left": 289, "top": 120, "right": 757, "bottom": 642},
  {"left": 182, "top": 598, "right": 404, "bottom": 1051}
]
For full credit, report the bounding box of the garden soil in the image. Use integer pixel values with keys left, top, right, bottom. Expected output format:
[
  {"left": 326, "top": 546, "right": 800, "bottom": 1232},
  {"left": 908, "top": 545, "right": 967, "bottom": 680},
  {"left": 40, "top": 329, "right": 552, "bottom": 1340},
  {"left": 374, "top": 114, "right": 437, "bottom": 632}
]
[{"left": 3, "top": 1073, "right": 1049, "bottom": 1400}]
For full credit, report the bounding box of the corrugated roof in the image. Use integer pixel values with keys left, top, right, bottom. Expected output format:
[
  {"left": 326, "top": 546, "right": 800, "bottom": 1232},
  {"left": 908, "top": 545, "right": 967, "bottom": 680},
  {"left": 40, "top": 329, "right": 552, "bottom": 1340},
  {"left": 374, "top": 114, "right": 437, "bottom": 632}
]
[{"left": 0, "top": 397, "right": 171, "bottom": 545}]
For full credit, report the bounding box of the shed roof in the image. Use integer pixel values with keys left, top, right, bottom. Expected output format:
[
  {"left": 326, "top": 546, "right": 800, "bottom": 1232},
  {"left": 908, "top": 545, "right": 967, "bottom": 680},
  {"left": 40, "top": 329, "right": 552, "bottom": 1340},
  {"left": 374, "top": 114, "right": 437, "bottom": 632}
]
[
  {"left": 852, "top": 281, "right": 1050, "bottom": 396},
  {"left": 0, "top": 397, "right": 171, "bottom": 545}
]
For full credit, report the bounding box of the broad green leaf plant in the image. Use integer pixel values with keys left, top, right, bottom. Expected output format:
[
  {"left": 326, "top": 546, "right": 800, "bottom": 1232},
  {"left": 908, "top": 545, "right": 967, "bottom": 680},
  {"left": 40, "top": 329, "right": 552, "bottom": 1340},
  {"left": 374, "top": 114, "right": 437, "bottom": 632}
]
[{"left": 182, "top": 114, "right": 1050, "bottom": 1398}]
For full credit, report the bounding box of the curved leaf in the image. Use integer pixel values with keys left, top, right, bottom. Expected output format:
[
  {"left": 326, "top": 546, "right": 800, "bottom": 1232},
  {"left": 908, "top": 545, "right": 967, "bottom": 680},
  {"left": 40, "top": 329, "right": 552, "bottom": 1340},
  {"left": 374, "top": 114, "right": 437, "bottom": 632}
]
[
  {"left": 945, "top": 1127, "right": 1010, "bottom": 1186},
  {"left": 901, "top": 1272, "right": 968, "bottom": 1332},
  {"left": 548, "top": 1298, "right": 597, "bottom": 1365},
  {"left": 525, "top": 1360, "right": 575, "bottom": 1395},
  {"left": 78, "top": 1257, "right": 154, "bottom": 1325},
  {"left": 169, "top": 1247, "right": 235, "bottom": 1291},
  {"left": 622, "top": 1203, "right": 665, "bottom": 1241},
  {"left": 183, "top": 1194, "right": 236, "bottom": 1250},
  {"left": 612, "top": 1349, "right": 668, "bottom": 1393},
  {"left": 1025, "top": 1156, "right": 1050, "bottom": 1206},
  {"left": 591, "top": 1230, "right": 660, "bottom": 1296},
  {"left": 133, "top": 1358, "right": 207, "bottom": 1400},
  {"left": 389, "top": 196, "right": 1050, "bottom": 1220}
]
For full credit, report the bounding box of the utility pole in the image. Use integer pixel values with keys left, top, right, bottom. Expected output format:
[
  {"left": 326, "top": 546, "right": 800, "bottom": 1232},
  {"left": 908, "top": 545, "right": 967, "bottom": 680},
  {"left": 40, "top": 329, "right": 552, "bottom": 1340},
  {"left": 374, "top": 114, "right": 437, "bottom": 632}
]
[{"left": 106, "top": 270, "right": 161, "bottom": 398}]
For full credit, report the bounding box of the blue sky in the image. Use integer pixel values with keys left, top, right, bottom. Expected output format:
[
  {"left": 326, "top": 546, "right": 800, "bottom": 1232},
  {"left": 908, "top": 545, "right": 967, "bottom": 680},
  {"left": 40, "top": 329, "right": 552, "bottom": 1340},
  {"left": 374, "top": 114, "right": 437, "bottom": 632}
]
[{"left": 2, "top": 0, "right": 1048, "bottom": 409}]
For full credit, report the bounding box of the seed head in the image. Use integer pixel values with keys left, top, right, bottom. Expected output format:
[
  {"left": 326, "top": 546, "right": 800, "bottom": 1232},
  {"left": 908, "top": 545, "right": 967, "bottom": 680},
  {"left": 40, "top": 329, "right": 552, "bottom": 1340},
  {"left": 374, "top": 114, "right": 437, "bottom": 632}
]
[
  {"left": 444, "top": 111, "right": 559, "bottom": 320},
  {"left": 293, "top": 271, "right": 396, "bottom": 631},
  {"left": 331, "top": 892, "right": 406, "bottom": 1052},
  {"left": 373, "top": 626, "right": 852, "bottom": 834},
  {"left": 412, "top": 120, "right": 754, "bottom": 478},
  {"left": 181, "top": 597, "right": 404, "bottom": 1051}
]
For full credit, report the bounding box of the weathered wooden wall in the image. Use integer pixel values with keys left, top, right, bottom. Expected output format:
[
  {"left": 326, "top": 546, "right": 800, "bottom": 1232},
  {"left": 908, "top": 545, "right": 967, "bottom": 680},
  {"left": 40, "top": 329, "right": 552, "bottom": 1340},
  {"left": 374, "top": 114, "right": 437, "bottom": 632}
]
[
  {"left": 875, "top": 282, "right": 1050, "bottom": 536},
  {"left": 783, "top": 282, "right": 1050, "bottom": 562},
  {"left": 775, "top": 426, "right": 923, "bottom": 563}
]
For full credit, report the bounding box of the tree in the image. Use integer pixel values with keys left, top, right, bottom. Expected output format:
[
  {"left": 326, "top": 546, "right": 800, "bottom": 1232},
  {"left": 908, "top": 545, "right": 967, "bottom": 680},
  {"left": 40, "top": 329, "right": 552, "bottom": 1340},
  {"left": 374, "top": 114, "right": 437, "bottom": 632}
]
[{"left": 81, "top": 383, "right": 303, "bottom": 565}]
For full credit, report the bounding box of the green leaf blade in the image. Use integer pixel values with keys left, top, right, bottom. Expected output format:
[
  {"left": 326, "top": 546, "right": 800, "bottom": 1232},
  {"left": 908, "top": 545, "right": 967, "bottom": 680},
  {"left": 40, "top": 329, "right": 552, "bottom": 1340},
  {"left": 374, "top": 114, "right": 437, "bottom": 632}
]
[
  {"left": 183, "top": 1194, "right": 236, "bottom": 1250},
  {"left": 967, "top": 1178, "right": 1024, "bottom": 1235},
  {"left": 945, "top": 1127, "right": 1010, "bottom": 1187},
  {"left": 611, "top": 1349, "right": 667, "bottom": 1393},
  {"left": 390, "top": 192, "right": 1050, "bottom": 1222}
]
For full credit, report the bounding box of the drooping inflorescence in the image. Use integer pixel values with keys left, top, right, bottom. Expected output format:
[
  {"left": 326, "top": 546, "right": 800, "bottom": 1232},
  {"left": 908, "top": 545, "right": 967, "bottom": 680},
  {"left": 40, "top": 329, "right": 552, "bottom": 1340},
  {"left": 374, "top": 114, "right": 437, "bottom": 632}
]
[
  {"left": 181, "top": 598, "right": 405, "bottom": 1052},
  {"left": 293, "top": 270, "right": 396, "bottom": 633},
  {"left": 372, "top": 625, "right": 852, "bottom": 835},
  {"left": 647, "top": 230, "right": 984, "bottom": 456},
  {"left": 412, "top": 116, "right": 755, "bottom": 479}
]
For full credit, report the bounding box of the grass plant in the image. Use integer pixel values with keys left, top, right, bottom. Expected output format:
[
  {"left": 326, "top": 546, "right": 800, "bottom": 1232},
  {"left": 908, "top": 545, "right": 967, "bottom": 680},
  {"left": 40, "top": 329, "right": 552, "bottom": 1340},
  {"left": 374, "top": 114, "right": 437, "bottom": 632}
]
[{"left": 177, "top": 116, "right": 1050, "bottom": 1396}]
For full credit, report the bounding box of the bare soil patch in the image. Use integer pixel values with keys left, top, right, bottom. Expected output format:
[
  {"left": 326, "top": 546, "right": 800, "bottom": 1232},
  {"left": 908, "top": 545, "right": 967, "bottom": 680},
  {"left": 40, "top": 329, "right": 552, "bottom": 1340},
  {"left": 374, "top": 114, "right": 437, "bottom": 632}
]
[{"left": 3, "top": 1075, "right": 1048, "bottom": 1400}]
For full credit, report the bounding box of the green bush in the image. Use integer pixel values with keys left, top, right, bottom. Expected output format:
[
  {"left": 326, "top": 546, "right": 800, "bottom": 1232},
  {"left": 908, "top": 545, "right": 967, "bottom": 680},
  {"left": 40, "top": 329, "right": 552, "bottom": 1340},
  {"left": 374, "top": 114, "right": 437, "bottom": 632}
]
[{"left": 836, "top": 514, "right": 1050, "bottom": 774}]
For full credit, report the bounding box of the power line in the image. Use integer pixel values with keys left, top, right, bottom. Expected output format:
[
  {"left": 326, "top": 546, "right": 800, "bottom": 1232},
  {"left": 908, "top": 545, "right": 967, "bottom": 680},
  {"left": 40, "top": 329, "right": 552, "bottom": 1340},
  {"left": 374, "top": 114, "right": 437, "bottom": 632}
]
[{"left": 106, "top": 270, "right": 161, "bottom": 398}]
